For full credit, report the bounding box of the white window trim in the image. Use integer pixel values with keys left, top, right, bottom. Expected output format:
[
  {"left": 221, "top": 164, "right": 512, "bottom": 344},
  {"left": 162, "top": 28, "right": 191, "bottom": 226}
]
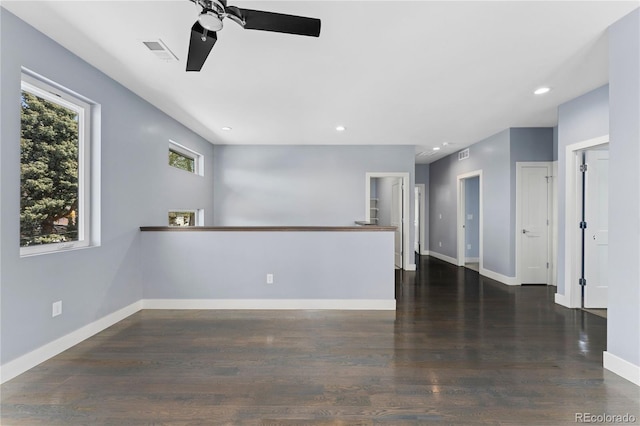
[
  {"left": 168, "top": 209, "right": 204, "bottom": 227},
  {"left": 20, "top": 71, "right": 95, "bottom": 257},
  {"left": 169, "top": 140, "right": 204, "bottom": 176}
]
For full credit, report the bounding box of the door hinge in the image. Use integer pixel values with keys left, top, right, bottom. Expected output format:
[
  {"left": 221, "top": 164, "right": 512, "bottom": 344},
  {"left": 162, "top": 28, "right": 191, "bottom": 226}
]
[
  {"left": 579, "top": 278, "right": 587, "bottom": 286},
  {"left": 547, "top": 262, "right": 549, "bottom": 269},
  {"left": 579, "top": 221, "right": 587, "bottom": 229},
  {"left": 580, "top": 164, "right": 588, "bottom": 173}
]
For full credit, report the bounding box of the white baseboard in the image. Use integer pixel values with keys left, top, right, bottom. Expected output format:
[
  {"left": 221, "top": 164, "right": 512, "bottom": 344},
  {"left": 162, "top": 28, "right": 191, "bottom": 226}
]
[
  {"left": 465, "top": 257, "right": 480, "bottom": 263},
  {"left": 419, "top": 250, "right": 430, "bottom": 256},
  {"left": 603, "top": 351, "right": 640, "bottom": 386},
  {"left": 554, "top": 292, "right": 571, "bottom": 308},
  {"left": 0, "top": 300, "right": 142, "bottom": 384},
  {"left": 142, "top": 298, "right": 396, "bottom": 311},
  {"left": 428, "top": 251, "right": 458, "bottom": 265},
  {"left": 479, "top": 267, "right": 518, "bottom": 286},
  {"left": 406, "top": 264, "right": 417, "bottom": 271}
]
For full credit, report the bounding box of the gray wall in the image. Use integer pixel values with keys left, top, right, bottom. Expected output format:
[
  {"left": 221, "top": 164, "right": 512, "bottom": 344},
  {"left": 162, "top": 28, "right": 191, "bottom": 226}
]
[
  {"left": 556, "top": 86, "right": 609, "bottom": 294},
  {"left": 608, "top": 8, "right": 640, "bottom": 368},
  {"left": 212, "top": 144, "right": 416, "bottom": 265},
  {"left": 0, "top": 10, "right": 215, "bottom": 364},
  {"left": 415, "top": 164, "right": 430, "bottom": 253},
  {"left": 464, "top": 177, "right": 480, "bottom": 259},
  {"left": 141, "top": 230, "right": 395, "bottom": 301},
  {"left": 429, "top": 129, "right": 511, "bottom": 274},
  {"left": 429, "top": 128, "right": 553, "bottom": 277}
]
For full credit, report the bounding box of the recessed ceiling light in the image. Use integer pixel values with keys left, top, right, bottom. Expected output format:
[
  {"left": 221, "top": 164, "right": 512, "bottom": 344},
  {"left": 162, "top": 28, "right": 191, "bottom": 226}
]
[
  {"left": 336, "top": 125, "right": 346, "bottom": 132},
  {"left": 222, "top": 126, "right": 232, "bottom": 131},
  {"left": 433, "top": 147, "right": 441, "bottom": 151},
  {"left": 442, "top": 142, "right": 449, "bottom": 146},
  {"left": 534, "top": 87, "right": 551, "bottom": 95}
]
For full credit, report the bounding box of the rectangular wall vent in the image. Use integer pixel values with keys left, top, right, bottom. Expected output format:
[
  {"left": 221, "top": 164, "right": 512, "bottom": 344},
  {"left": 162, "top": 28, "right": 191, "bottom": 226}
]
[
  {"left": 143, "top": 39, "right": 178, "bottom": 62},
  {"left": 458, "top": 148, "right": 470, "bottom": 161}
]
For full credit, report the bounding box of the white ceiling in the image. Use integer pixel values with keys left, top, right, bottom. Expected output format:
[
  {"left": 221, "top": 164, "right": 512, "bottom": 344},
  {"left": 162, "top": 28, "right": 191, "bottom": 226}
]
[{"left": 4, "top": 1, "right": 638, "bottom": 163}]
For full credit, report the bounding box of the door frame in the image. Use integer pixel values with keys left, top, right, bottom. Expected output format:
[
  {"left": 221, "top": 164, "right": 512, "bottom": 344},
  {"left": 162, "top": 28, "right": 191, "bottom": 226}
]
[
  {"left": 365, "top": 172, "right": 412, "bottom": 270},
  {"left": 415, "top": 184, "right": 426, "bottom": 255},
  {"left": 561, "top": 135, "right": 609, "bottom": 308},
  {"left": 456, "top": 170, "right": 483, "bottom": 268},
  {"left": 515, "top": 162, "right": 552, "bottom": 285}
]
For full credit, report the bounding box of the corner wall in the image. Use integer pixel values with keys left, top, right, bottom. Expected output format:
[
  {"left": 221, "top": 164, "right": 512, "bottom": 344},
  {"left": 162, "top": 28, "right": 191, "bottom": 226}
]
[
  {"left": 0, "top": 10, "right": 214, "bottom": 369},
  {"left": 212, "top": 144, "right": 417, "bottom": 266},
  {"left": 607, "top": 7, "right": 640, "bottom": 383}
]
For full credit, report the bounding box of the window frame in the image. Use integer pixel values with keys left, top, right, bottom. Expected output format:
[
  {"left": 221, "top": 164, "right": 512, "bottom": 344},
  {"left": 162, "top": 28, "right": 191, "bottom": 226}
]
[
  {"left": 168, "top": 140, "right": 203, "bottom": 176},
  {"left": 168, "top": 209, "right": 204, "bottom": 227},
  {"left": 20, "top": 72, "right": 94, "bottom": 256}
]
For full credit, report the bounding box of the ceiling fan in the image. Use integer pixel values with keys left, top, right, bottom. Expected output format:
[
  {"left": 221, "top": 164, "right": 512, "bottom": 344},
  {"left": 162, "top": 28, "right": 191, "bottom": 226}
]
[{"left": 186, "top": 0, "right": 321, "bottom": 71}]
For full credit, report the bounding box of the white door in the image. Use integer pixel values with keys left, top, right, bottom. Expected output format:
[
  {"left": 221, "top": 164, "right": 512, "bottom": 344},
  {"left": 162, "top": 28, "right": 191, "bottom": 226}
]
[
  {"left": 584, "top": 150, "right": 609, "bottom": 308},
  {"left": 519, "top": 164, "right": 550, "bottom": 284},
  {"left": 392, "top": 180, "right": 403, "bottom": 268},
  {"left": 414, "top": 187, "right": 420, "bottom": 253}
]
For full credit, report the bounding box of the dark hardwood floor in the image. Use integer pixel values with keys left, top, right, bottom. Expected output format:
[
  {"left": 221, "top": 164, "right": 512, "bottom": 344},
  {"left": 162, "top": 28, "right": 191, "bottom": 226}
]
[{"left": 2, "top": 256, "right": 639, "bottom": 425}]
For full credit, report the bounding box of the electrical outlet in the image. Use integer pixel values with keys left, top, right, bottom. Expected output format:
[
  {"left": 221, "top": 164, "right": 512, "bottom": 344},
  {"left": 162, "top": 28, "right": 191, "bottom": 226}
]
[
  {"left": 439, "top": 241, "right": 442, "bottom": 247},
  {"left": 52, "top": 300, "right": 62, "bottom": 317},
  {"left": 266, "top": 273, "right": 274, "bottom": 284}
]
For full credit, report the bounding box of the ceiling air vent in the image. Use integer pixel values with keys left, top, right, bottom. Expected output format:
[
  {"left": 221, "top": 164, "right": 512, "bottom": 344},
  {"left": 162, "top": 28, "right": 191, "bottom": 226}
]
[
  {"left": 142, "top": 39, "right": 178, "bottom": 62},
  {"left": 458, "top": 148, "right": 470, "bottom": 161}
]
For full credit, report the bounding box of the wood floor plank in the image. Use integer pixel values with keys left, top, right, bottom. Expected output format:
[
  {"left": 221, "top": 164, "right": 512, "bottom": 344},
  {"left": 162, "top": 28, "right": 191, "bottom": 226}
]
[{"left": 2, "top": 256, "right": 639, "bottom": 425}]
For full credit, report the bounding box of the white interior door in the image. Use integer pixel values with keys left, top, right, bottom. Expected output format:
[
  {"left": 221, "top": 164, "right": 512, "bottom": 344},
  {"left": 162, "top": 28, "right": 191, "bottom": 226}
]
[
  {"left": 584, "top": 150, "right": 609, "bottom": 308},
  {"left": 392, "top": 180, "right": 403, "bottom": 268},
  {"left": 414, "top": 187, "right": 420, "bottom": 253},
  {"left": 519, "top": 164, "right": 550, "bottom": 284}
]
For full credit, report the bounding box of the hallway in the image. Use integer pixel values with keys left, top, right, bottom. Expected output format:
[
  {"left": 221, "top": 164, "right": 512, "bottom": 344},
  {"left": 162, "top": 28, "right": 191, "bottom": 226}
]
[{"left": 1, "top": 256, "right": 638, "bottom": 424}]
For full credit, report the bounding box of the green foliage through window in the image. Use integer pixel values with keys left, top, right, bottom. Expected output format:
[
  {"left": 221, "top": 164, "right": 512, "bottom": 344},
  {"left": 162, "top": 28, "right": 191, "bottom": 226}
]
[
  {"left": 20, "top": 91, "right": 80, "bottom": 247},
  {"left": 169, "top": 211, "right": 196, "bottom": 227},
  {"left": 169, "top": 149, "right": 195, "bottom": 173}
]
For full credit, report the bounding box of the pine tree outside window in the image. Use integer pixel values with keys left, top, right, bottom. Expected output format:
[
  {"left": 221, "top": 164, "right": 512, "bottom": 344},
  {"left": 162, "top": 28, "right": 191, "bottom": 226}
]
[{"left": 20, "top": 72, "right": 94, "bottom": 256}]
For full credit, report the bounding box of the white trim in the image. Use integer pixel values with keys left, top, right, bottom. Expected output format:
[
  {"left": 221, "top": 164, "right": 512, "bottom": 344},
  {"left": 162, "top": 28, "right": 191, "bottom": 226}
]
[
  {"left": 551, "top": 161, "right": 558, "bottom": 286},
  {"left": 0, "top": 301, "right": 142, "bottom": 384},
  {"left": 603, "top": 352, "right": 640, "bottom": 386},
  {"left": 554, "top": 292, "right": 571, "bottom": 308},
  {"left": 564, "top": 135, "right": 610, "bottom": 308},
  {"left": 456, "top": 170, "right": 483, "bottom": 269},
  {"left": 420, "top": 250, "right": 430, "bottom": 256},
  {"left": 168, "top": 209, "right": 204, "bottom": 227},
  {"left": 428, "top": 251, "right": 458, "bottom": 265},
  {"left": 415, "top": 183, "right": 426, "bottom": 255},
  {"left": 20, "top": 70, "right": 96, "bottom": 257},
  {"left": 515, "top": 162, "right": 552, "bottom": 285},
  {"left": 365, "top": 172, "right": 412, "bottom": 270},
  {"left": 479, "top": 267, "right": 518, "bottom": 286},
  {"left": 169, "top": 139, "right": 204, "bottom": 176},
  {"left": 465, "top": 257, "right": 480, "bottom": 263},
  {"left": 406, "top": 264, "right": 417, "bottom": 271},
  {"left": 142, "top": 299, "right": 396, "bottom": 311}
]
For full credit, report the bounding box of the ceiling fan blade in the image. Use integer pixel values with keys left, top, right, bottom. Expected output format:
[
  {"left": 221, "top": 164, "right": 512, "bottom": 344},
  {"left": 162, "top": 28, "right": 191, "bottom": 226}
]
[
  {"left": 239, "top": 9, "right": 321, "bottom": 37},
  {"left": 186, "top": 22, "right": 217, "bottom": 72}
]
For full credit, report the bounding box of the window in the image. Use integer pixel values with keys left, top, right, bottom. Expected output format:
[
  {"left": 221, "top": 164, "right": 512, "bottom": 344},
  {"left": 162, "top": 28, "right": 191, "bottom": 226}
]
[
  {"left": 20, "top": 72, "right": 95, "bottom": 256},
  {"left": 169, "top": 140, "right": 203, "bottom": 176},
  {"left": 168, "top": 210, "right": 203, "bottom": 227}
]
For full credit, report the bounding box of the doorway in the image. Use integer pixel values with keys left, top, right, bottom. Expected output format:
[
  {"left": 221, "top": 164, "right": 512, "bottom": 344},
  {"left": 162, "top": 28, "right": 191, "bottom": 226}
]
[
  {"left": 561, "top": 136, "right": 609, "bottom": 309},
  {"left": 414, "top": 184, "right": 426, "bottom": 256},
  {"left": 516, "top": 162, "right": 552, "bottom": 285},
  {"left": 456, "top": 170, "right": 483, "bottom": 269},
  {"left": 365, "top": 173, "right": 411, "bottom": 270}
]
